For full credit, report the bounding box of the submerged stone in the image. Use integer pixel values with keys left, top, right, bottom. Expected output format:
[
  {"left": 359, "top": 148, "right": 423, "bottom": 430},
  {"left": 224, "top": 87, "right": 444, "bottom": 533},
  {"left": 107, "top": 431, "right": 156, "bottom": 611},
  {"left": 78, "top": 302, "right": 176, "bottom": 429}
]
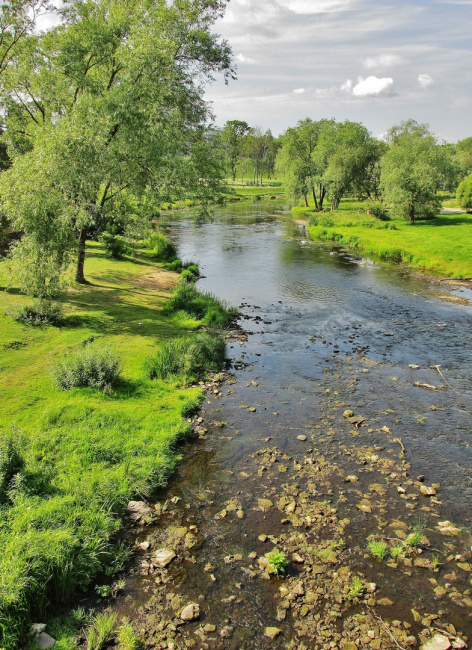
[{"left": 420, "top": 635, "right": 451, "bottom": 650}]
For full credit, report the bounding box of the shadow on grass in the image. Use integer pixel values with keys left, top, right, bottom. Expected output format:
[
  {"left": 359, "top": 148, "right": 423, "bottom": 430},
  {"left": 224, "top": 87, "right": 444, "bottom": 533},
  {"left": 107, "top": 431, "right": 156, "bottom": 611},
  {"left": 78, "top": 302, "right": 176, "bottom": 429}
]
[{"left": 415, "top": 215, "right": 472, "bottom": 227}]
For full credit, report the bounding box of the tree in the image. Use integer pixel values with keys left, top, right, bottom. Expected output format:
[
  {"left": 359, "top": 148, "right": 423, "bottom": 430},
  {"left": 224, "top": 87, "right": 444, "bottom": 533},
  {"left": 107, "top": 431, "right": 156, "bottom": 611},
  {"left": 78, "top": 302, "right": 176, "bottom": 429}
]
[
  {"left": 0, "top": 0, "right": 234, "bottom": 291},
  {"left": 456, "top": 174, "right": 472, "bottom": 210},
  {"left": 0, "top": 0, "right": 51, "bottom": 75},
  {"left": 221, "top": 119, "right": 250, "bottom": 181},
  {"left": 380, "top": 120, "right": 455, "bottom": 224},
  {"left": 317, "top": 120, "right": 381, "bottom": 210},
  {"left": 276, "top": 118, "right": 333, "bottom": 209},
  {"left": 456, "top": 137, "right": 472, "bottom": 177}
]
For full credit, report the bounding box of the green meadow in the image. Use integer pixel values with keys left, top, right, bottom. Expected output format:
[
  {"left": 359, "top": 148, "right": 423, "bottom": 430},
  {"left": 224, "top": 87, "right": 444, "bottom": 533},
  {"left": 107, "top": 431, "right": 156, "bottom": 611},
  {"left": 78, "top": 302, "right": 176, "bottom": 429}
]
[
  {"left": 0, "top": 243, "right": 228, "bottom": 647},
  {"left": 293, "top": 198, "right": 472, "bottom": 279}
]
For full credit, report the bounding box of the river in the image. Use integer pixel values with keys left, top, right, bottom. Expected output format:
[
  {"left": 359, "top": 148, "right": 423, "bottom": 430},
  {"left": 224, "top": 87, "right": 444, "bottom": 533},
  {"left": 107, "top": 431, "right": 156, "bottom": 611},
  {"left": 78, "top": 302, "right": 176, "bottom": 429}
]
[{"left": 117, "top": 203, "right": 472, "bottom": 649}]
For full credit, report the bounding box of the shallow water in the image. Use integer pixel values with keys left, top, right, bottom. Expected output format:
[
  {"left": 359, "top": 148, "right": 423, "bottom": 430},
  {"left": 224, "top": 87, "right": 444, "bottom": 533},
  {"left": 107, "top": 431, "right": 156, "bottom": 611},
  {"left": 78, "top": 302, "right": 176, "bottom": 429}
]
[{"left": 118, "top": 204, "right": 472, "bottom": 648}]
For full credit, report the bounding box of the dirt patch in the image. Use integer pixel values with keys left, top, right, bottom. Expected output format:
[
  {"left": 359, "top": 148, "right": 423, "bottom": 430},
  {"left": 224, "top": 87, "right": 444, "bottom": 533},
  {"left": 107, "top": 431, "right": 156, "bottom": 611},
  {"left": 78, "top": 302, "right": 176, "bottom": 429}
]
[{"left": 135, "top": 268, "right": 178, "bottom": 293}]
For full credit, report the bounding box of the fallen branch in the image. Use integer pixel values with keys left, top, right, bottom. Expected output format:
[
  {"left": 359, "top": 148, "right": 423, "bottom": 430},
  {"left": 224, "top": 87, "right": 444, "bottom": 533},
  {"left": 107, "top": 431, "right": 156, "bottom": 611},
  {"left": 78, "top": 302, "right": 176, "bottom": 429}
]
[
  {"left": 393, "top": 437, "right": 405, "bottom": 456},
  {"left": 370, "top": 609, "right": 408, "bottom": 650}
]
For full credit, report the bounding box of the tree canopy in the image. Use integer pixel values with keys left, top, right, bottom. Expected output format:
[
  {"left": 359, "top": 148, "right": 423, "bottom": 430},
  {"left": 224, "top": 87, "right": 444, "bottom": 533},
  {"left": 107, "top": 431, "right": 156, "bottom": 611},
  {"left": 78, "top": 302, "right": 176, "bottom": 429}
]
[{"left": 0, "top": 0, "right": 234, "bottom": 293}]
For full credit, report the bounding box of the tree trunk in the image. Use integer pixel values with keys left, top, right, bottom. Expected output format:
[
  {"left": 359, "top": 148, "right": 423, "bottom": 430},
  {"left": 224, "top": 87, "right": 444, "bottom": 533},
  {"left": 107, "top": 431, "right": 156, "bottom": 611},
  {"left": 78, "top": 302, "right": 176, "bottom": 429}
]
[
  {"left": 318, "top": 185, "right": 325, "bottom": 210},
  {"left": 311, "top": 184, "right": 319, "bottom": 211},
  {"left": 304, "top": 193, "right": 308, "bottom": 208},
  {"left": 76, "top": 228, "right": 88, "bottom": 284}
]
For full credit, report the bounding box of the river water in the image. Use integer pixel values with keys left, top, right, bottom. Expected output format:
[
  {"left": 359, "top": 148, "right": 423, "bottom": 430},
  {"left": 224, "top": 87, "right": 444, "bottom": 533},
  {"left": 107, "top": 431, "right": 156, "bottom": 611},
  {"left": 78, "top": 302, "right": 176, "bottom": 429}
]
[{"left": 119, "top": 204, "right": 472, "bottom": 649}]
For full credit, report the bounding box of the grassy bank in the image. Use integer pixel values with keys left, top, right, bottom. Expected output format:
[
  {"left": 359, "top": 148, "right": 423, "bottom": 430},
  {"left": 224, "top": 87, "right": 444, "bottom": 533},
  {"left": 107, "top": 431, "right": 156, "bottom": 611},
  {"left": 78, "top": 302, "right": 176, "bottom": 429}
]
[
  {"left": 0, "top": 242, "right": 231, "bottom": 648},
  {"left": 293, "top": 199, "right": 472, "bottom": 279}
]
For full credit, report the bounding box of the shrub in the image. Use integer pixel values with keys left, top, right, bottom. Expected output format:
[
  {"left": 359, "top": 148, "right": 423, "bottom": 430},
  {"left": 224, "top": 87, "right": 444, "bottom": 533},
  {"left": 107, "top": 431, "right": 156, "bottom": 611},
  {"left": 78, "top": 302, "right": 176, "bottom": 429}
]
[
  {"left": 179, "top": 269, "right": 197, "bottom": 284},
  {"left": 53, "top": 343, "right": 121, "bottom": 391},
  {"left": 99, "top": 232, "right": 133, "bottom": 260},
  {"left": 456, "top": 174, "right": 472, "bottom": 210},
  {"left": 145, "top": 333, "right": 226, "bottom": 382},
  {"left": 145, "top": 232, "right": 177, "bottom": 262},
  {"left": 12, "top": 300, "right": 63, "bottom": 327},
  {"left": 367, "top": 202, "right": 390, "bottom": 221}
]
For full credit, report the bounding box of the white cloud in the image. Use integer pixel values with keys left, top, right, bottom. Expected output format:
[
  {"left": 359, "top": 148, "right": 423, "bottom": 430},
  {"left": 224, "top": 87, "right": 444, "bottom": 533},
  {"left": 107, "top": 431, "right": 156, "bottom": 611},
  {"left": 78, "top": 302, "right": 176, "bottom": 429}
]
[
  {"left": 341, "top": 79, "right": 353, "bottom": 92},
  {"left": 418, "top": 73, "right": 434, "bottom": 88},
  {"left": 363, "top": 53, "right": 403, "bottom": 69},
  {"left": 277, "top": 0, "right": 352, "bottom": 14},
  {"left": 236, "top": 53, "right": 256, "bottom": 64},
  {"left": 293, "top": 88, "right": 306, "bottom": 94},
  {"left": 352, "top": 75, "right": 394, "bottom": 96}
]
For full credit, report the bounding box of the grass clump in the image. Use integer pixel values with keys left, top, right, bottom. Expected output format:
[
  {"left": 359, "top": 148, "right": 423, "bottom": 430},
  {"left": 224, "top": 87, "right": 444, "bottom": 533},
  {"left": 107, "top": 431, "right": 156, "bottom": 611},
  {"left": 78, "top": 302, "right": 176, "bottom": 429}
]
[
  {"left": 348, "top": 576, "right": 365, "bottom": 598},
  {"left": 12, "top": 300, "right": 63, "bottom": 327},
  {"left": 367, "top": 539, "right": 388, "bottom": 561},
  {"left": 166, "top": 283, "right": 234, "bottom": 328},
  {"left": 52, "top": 342, "right": 121, "bottom": 391},
  {"left": 144, "top": 232, "right": 178, "bottom": 262},
  {"left": 84, "top": 611, "right": 118, "bottom": 650},
  {"left": 405, "top": 528, "right": 423, "bottom": 548},
  {"left": 145, "top": 333, "right": 226, "bottom": 382}
]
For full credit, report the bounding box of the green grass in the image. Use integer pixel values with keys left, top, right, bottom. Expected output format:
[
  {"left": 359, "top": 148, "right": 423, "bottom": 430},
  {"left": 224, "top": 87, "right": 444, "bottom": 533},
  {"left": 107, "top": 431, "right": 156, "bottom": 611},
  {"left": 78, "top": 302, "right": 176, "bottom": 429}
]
[
  {"left": 294, "top": 198, "right": 472, "bottom": 279},
  {"left": 0, "top": 242, "right": 228, "bottom": 648}
]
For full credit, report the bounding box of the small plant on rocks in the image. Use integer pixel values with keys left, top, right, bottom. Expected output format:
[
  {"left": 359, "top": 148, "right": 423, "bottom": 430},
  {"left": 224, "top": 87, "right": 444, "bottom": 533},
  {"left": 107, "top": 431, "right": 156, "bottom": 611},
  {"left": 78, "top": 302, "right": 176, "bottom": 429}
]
[
  {"left": 367, "top": 539, "right": 388, "bottom": 561},
  {"left": 266, "top": 550, "right": 289, "bottom": 577}
]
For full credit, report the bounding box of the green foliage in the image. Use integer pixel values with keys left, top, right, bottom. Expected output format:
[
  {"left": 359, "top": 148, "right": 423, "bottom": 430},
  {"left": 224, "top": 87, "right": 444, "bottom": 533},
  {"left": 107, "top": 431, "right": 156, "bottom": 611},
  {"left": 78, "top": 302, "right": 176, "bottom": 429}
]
[
  {"left": 380, "top": 120, "right": 455, "bottom": 224},
  {"left": 52, "top": 342, "right": 121, "bottom": 391},
  {"left": 145, "top": 333, "right": 226, "bottom": 382},
  {"left": 456, "top": 137, "right": 472, "bottom": 177},
  {"left": 11, "top": 300, "right": 63, "bottom": 327},
  {"left": 405, "top": 528, "right": 423, "bottom": 548},
  {"left": 390, "top": 544, "right": 404, "bottom": 559},
  {"left": 84, "top": 611, "right": 118, "bottom": 650},
  {"left": 348, "top": 576, "right": 365, "bottom": 598},
  {"left": 145, "top": 233, "right": 178, "bottom": 263},
  {"left": 0, "top": 434, "right": 25, "bottom": 505},
  {"left": 367, "top": 539, "right": 388, "bottom": 561},
  {"left": 117, "top": 620, "right": 139, "bottom": 650},
  {"left": 367, "top": 202, "right": 389, "bottom": 221},
  {"left": 456, "top": 174, "right": 472, "bottom": 209},
  {"left": 266, "top": 549, "right": 289, "bottom": 576},
  {"left": 166, "top": 283, "right": 234, "bottom": 328},
  {"left": 99, "top": 233, "right": 133, "bottom": 260}
]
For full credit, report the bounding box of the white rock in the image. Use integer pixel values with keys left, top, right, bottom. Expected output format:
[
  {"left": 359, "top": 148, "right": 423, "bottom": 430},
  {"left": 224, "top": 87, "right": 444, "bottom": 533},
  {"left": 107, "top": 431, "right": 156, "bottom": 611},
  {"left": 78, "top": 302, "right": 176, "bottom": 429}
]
[
  {"left": 31, "top": 624, "right": 46, "bottom": 636},
  {"left": 420, "top": 634, "right": 451, "bottom": 650},
  {"left": 154, "top": 549, "right": 176, "bottom": 567}
]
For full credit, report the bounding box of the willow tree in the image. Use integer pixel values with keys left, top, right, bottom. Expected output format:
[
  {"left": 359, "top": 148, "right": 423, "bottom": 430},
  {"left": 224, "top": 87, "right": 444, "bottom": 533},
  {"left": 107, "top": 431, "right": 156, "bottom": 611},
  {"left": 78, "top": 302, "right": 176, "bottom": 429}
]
[
  {"left": 0, "top": 0, "right": 234, "bottom": 292},
  {"left": 380, "top": 121, "right": 454, "bottom": 224}
]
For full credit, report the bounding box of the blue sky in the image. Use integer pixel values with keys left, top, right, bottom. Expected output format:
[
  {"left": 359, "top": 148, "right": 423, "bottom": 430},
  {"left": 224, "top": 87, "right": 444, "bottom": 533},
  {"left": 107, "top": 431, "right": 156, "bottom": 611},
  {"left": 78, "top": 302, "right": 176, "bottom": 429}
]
[{"left": 204, "top": 0, "right": 472, "bottom": 141}]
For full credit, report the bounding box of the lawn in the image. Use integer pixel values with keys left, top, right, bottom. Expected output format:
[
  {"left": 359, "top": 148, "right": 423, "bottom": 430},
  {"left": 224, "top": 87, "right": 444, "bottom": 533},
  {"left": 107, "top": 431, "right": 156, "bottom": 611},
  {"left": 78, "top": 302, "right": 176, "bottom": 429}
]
[
  {"left": 0, "top": 244, "right": 209, "bottom": 648},
  {"left": 293, "top": 199, "right": 472, "bottom": 279}
]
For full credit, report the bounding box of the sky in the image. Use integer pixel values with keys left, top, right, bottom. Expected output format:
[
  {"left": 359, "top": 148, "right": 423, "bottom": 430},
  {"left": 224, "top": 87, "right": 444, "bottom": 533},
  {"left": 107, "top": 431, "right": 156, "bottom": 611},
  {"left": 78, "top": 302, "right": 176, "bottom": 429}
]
[{"left": 204, "top": 0, "right": 472, "bottom": 142}]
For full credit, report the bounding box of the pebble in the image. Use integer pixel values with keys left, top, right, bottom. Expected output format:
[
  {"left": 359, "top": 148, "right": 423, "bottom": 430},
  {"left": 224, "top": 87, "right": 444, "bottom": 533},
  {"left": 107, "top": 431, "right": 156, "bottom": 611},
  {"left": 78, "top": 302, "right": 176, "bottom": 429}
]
[
  {"left": 420, "top": 634, "right": 451, "bottom": 650},
  {"left": 264, "top": 627, "right": 282, "bottom": 639},
  {"left": 297, "top": 435, "right": 307, "bottom": 441}
]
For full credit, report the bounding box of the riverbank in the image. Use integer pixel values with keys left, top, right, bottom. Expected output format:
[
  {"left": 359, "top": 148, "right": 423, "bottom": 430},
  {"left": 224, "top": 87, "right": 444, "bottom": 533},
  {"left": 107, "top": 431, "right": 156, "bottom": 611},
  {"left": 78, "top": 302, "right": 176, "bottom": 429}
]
[
  {"left": 292, "top": 200, "right": 472, "bottom": 280},
  {"left": 0, "top": 243, "right": 231, "bottom": 648}
]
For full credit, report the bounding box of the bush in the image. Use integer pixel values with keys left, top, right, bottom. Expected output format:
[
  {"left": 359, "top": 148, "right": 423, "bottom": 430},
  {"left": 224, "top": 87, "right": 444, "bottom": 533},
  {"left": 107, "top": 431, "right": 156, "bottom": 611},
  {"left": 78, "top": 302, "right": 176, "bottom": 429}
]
[
  {"left": 53, "top": 343, "right": 121, "bottom": 391},
  {"left": 367, "top": 202, "right": 390, "bottom": 221},
  {"left": 456, "top": 174, "right": 472, "bottom": 210},
  {"left": 145, "top": 333, "right": 226, "bottom": 382},
  {"left": 99, "top": 232, "right": 133, "bottom": 259},
  {"left": 12, "top": 300, "right": 63, "bottom": 327},
  {"left": 145, "top": 232, "right": 178, "bottom": 262}
]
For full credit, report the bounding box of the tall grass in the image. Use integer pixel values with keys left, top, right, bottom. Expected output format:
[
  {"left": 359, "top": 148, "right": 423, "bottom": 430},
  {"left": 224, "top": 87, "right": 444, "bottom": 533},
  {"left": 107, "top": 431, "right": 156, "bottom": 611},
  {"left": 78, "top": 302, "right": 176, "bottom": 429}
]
[
  {"left": 144, "top": 232, "right": 177, "bottom": 262},
  {"left": 166, "top": 283, "right": 235, "bottom": 328},
  {"left": 146, "top": 333, "right": 226, "bottom": 382}
]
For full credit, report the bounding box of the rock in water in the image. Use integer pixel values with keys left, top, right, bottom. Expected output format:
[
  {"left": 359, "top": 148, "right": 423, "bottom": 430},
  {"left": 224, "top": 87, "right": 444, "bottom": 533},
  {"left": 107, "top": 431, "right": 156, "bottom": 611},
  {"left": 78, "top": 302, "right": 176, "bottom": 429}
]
[
  {"left": 264, "top": 627, "right": 282, "bottom": 639},
  {"left": 154, "top": 549, "right": 176, "bottom": 567},
  {"left": 180, "top": 603, "right": 200, "bottom": 621},
  {"left": 420, "top": 635, "right": 451, "bottom": 650}
]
